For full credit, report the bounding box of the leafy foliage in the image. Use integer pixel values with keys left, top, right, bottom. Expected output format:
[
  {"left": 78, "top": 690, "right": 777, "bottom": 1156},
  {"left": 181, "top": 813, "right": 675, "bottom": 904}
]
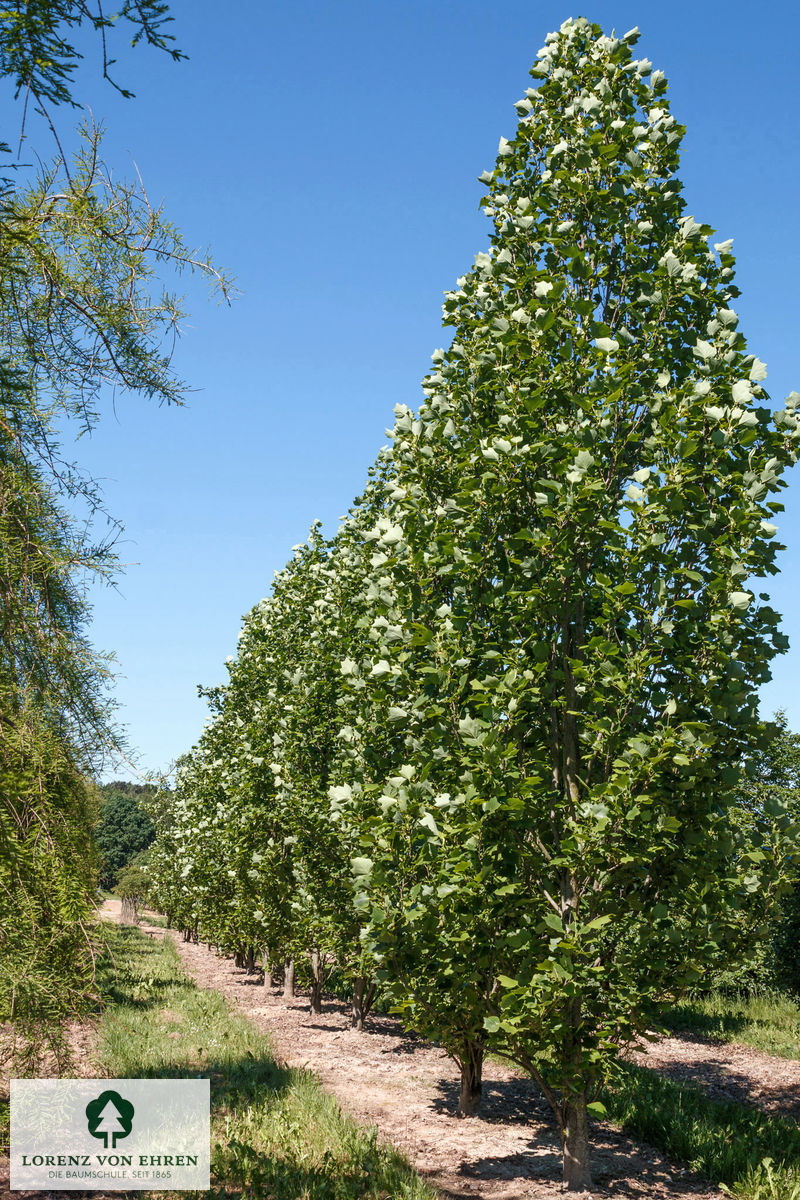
[
  {"left": 747, "top": 720, "right": 800, "bottom": 997},
  {"left": 0, "top": 719, "right": 98, "bottom": 1070},
  {"left": 95, "top": 784, "right": 156, "bottom": 888},
  {"left": 337, "top": 17, "right": 798, "bottom": 1185},
  {"left": 0, "top": 1, "right": 183, "bottom": 113}
]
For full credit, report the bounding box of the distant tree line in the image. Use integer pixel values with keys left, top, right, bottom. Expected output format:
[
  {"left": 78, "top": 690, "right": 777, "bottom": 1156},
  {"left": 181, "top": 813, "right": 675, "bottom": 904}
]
[{"left": 95, "top": 783, "right": 157, "bottom": 890}]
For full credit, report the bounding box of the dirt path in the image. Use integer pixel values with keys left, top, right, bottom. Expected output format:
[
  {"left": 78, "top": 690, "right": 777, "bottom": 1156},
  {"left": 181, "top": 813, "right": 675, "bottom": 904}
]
[
  {"left": 100, "top": 896, "right": 122, "bottom": 922},
  {"left": 146, "top": 916, "right": 726, "bottom": 1200},
  {"left": 630, "top": 1031, "right": 800, "bottom": 1119}
]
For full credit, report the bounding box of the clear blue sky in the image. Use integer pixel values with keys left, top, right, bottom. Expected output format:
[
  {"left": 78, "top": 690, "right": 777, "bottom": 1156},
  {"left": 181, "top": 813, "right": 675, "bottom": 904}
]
[{"left": 18, "top": 1, "right": 799, "bottom": 780}]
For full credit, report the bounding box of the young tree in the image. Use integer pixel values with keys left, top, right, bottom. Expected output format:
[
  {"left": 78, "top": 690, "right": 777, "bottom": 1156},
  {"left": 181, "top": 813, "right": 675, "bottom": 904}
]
[
  {"left": 146, "top": 526, "right": 374, "bottom": 1012},
  {"left": 330, "top": 462, "right": 503, "bottom": 1111},
  {"left": 722, "top": 713, "right": 800, "bottom": 993},
  {"left": 115, "top": 855, "right": 151, "bottom": 924},
  {"left": 348, "top": 18, "right": 797, "bottom": 1188}
]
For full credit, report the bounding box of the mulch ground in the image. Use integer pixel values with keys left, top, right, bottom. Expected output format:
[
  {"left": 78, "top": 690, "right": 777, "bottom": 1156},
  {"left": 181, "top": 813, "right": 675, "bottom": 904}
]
[{"left": 628, "top": 1031, "right": 800, "bottom": 1118}]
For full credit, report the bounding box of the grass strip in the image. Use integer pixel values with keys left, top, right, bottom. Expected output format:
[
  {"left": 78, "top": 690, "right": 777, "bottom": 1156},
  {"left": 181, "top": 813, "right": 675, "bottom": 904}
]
[
  {"left": 656, "top": 990, "right": 800, "bottom": 1061},
  {"left": 93, "top": 923, "right": 436, "bottom": 1200},
  {"left": 600, "top": 1061, "right": 800, "bottom": 1200}
]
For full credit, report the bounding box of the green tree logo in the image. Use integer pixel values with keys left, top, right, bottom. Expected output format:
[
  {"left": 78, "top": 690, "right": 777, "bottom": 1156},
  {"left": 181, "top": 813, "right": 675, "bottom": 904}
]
[{"left": 85, "top": 1090, "right": 135, "bottom": 1149}]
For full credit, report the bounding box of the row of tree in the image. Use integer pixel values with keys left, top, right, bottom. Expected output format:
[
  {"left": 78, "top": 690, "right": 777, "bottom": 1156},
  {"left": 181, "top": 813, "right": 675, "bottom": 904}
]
[
  {"left": 0, "top": 2, "right": 224, "bottom": 1064},
  {"left": 145, "top": 19, "right": 799, "bottom": 1190}
]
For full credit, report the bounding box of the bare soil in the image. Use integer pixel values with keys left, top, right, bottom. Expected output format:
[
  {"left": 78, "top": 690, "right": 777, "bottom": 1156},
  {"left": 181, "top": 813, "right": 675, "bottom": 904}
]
[{"left": 629, "top": 1031, "right": 800, "bottom": 1119}]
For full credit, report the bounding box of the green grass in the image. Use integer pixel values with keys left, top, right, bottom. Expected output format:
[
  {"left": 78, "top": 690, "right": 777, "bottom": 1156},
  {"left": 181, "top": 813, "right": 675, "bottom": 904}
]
[
  {"left": 91, "top": 924, "right": 436, "bottom": 1200},
  {"left": 600, "top": 1061, "right": 800, "bottom": 1200},
  {"left": 138, "top": 908, "right": 169, "bottom": 928},
  {"left": 656, "top": 990, "right": 800, "bottom": 1060}
]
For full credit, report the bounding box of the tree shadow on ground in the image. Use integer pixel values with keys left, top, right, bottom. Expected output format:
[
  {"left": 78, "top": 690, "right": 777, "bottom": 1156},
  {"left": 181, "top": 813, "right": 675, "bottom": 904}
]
[
  {"left": 244, "top": 984, "right": 428, "bottom": 1055},
  {"left": 635, "top": 1052, "right": 800, "bottom": 1118},
  {"left": 657, "top": 1003, "right": 786, "bottom": 1047},
  {"left": 437, "top": 1125, "right": 716, "bottom": 1198},
  {"left": 428, "top": 1075, "right": 721, "bottom": 1199},
  {"left": 7, "top": 1043, "right": 421, "bottom": 1200},
  {"left": 431, "top": 1075, "right": 551, "bottom": 1125}
]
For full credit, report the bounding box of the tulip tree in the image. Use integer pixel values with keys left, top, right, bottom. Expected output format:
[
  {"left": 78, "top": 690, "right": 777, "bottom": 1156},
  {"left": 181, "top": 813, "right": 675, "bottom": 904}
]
[
  {"left": 346, "top": 17, "right": 797, "bottom": 1189},
  {"left": 147, "top": 16, "right": 797, "bottom": 1190},
  {"left": 330, "top": 464, "right": 505, "bottom": 1115},
  {"left": 261, "top": 524, "right": 365, "bottom": 1010}
]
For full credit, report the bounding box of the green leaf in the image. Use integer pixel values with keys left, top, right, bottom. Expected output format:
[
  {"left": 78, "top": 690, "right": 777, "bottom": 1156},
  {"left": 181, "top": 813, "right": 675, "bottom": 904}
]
[
  {"left": 582, "top": 915, "right": 612, "bottom": 933},
  {"left": 351, "top": 857, "right": 373, "bottom": 876}
]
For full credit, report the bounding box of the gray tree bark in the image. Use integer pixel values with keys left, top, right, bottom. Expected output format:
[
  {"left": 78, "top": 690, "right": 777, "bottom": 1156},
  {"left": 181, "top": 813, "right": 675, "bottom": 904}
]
[
  {"left": 351, "top": 977, "right": 376, "bottom": 1030},
  {"left": 309, "top": 949, "right": 324, "bottom": 1014},
  {"left": 562, "top": 1094, "right": 592, "bottom": 1191},
  {"left": 456, "top": 1041, "right": 484, "bottom": 1117}
]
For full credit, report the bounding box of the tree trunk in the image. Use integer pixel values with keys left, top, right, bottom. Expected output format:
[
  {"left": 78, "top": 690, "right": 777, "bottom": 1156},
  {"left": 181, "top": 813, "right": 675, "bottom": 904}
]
[
  {"left": 262, "top": 948, "right": 272, "bottom": 989},
  {"left": 245, "top": 946, "right": 255, "bottom": 973},
  {"left": 120, "top": 898, "right": 138, "bottom": 925},
  {"left": 351, "top": 977, "right": 376, "bottom": 1030},
  {"left": 562, "top": 1094, "right": 592, "bottom": 1191},
  {"left": 456, "top": 1041, "right": 484, "bottom": 1117},
  {"left": 283, "top": 958, "right": 295, "bottom": 1000},
  {"left": 309, "top": 949, "right": 324, "bottom": 1014}
]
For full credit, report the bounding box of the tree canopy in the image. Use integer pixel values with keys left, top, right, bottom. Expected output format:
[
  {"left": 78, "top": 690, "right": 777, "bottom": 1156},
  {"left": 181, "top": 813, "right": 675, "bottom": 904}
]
[{"left": 94, "top": 783, "right": 156, "bottom": 889}]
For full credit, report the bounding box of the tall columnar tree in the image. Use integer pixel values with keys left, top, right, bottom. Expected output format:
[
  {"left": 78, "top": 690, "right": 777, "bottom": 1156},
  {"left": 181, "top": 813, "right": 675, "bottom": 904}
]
[
  {"left": 330, "top": 460, "right": 503, "bottom": 1113},
  {"left": 346, "top": 18, "right": 797, "bottom": 1189}
]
